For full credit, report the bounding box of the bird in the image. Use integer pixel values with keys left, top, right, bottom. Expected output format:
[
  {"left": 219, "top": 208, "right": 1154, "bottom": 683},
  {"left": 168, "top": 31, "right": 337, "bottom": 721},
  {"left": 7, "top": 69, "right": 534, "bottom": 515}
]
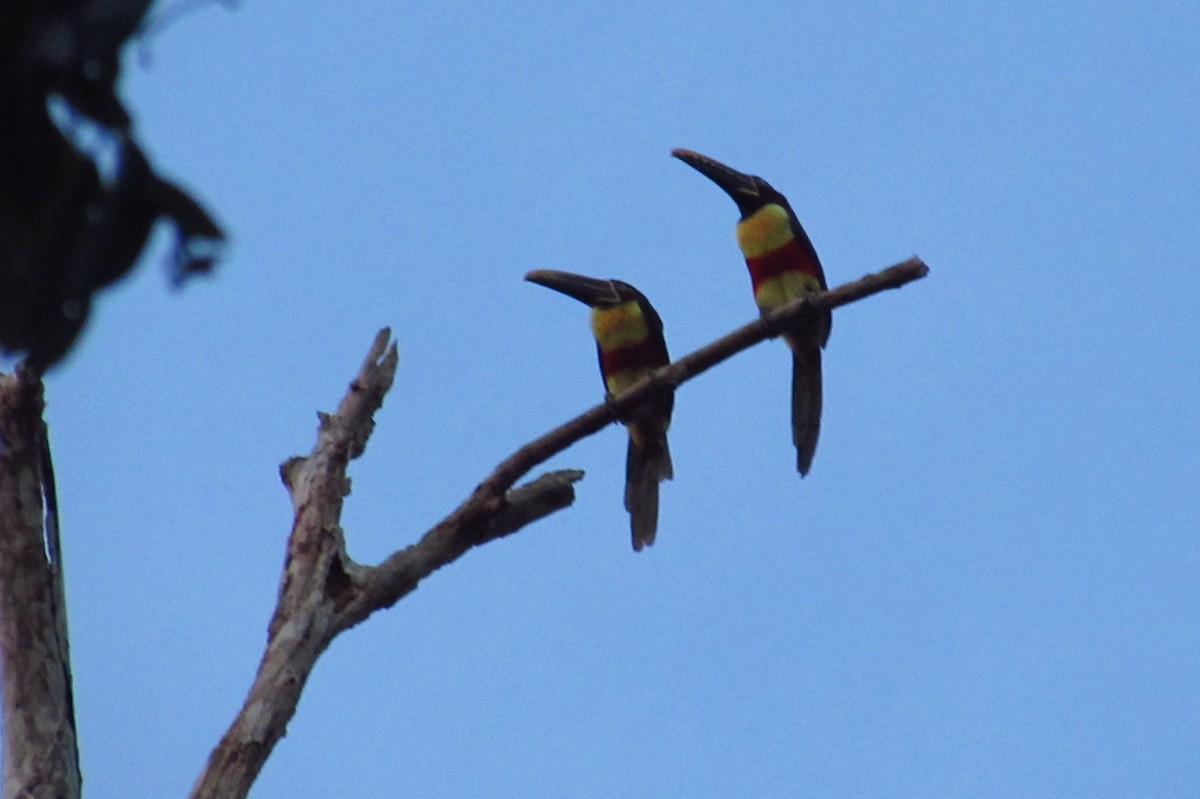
[
  {"left": 671, "top": 148, "right": 831, "bottom": 476},
  {"left": 525, "top": 269, "right": 673, "bottom": 551}
]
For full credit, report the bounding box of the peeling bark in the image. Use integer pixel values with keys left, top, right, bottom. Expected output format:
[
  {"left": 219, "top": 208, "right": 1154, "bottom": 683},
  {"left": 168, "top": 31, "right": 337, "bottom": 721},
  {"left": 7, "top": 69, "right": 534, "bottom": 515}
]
[{"left": 0, "top": 367, "right": 79, "bottom": 799}]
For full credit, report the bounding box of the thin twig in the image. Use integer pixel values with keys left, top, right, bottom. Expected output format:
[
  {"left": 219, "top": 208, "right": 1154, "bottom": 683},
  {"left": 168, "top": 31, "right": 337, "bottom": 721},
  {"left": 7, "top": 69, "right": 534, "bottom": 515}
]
[{"left": 481, "top": 255, "right": 930, "bottom": 499}]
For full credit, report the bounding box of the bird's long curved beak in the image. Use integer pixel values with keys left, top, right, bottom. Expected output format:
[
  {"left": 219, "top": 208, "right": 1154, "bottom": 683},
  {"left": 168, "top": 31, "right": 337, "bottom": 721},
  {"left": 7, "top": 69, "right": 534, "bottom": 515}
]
[
  {"left": 671, "top": 148, "right": 760, "bottom": 201},
  {"left": 525, "top": 269, "right": 622, "bottom": 307}
]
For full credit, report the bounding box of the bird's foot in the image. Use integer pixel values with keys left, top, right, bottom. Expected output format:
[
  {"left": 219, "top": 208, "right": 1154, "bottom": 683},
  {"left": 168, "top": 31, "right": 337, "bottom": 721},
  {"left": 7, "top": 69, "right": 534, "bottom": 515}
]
[{"left": 604, "top": 392, "right": 630, "bottom": 424}]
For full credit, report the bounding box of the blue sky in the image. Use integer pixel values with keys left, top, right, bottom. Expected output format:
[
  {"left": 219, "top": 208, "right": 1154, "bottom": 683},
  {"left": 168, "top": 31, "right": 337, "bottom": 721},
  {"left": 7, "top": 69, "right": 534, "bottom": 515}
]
[{"left": 16, "top": 1, "right": 1199, "bottom": 796}]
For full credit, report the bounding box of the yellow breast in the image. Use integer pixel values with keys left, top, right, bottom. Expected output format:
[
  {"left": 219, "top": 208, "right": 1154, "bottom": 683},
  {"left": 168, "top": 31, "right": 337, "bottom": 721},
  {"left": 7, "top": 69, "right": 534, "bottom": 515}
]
[
  {"left": 736, "top": 204, "right": 794, "bottom": 258},
  {"left": 591, "top": 301, "right": 648, "bottom": 349}
]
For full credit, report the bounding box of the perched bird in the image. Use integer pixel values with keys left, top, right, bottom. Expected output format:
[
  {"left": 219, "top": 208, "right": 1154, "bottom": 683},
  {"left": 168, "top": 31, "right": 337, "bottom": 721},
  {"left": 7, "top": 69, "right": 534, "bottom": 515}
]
[
  {"left": 671, "top": 149, "right": 831, "bottom": 476},
  {"left": 525, "top": 269, "right": 673, "bottom": 551}
]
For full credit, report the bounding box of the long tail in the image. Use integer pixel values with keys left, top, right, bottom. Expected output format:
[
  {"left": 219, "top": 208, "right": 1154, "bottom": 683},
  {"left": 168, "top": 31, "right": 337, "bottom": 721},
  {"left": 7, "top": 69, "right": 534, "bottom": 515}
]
[
  {"left": 792, "top": 347, "right": 823, "bottom": 476},
  {"left": 625, "top": 431, "right": 673, "bottom": 552}
]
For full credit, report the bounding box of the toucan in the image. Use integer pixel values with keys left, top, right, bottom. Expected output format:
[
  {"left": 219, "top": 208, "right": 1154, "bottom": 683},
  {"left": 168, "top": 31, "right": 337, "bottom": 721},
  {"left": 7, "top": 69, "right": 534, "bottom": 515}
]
[
  {"left": 672, "top": 148, "right": 831, "bottom": 476},
  {"left": 526, "top": 269, "right": 673, "bottom": 551}
]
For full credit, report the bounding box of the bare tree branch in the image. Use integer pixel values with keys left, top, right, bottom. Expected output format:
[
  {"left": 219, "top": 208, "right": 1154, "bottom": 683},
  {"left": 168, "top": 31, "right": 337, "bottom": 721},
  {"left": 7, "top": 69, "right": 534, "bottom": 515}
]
[
  {"left": 0, "top": 367, "right": 80, "bottom": 799},
  {"left": 475, "top": 255, "right": 931, "bottom": 502},
  {"left": 187, "top": 332, "right": 585, "bottom": 799},
  {"left": 189, "top": 256, "right": 929, "bottom": 798}
]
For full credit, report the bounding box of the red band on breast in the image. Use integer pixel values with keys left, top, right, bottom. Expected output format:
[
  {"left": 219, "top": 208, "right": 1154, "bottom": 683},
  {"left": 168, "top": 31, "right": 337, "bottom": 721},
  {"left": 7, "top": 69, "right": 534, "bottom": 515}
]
[
  {"left": 745, "top": 239, "right": 822, "bottom": 293},
  {"left": 600, "top": 337, "right": 668, "bottom": 378}
]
